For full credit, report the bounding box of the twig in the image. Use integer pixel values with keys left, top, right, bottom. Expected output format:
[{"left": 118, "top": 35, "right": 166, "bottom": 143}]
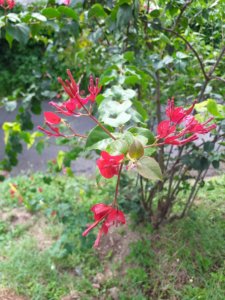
[
  {"left": 162, "top": 27, "right": 208, "bottom": 80},
  {"left": 112, "top": 163, "right": 124, "bottom": 207},
  {"left": 172, "top": 0, "right": 193, "bottom": 30}
]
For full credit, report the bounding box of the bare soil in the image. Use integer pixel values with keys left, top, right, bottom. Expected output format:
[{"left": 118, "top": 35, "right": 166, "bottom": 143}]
[{"left": 0, "top": 289, "right": 27, "bottom": 300}]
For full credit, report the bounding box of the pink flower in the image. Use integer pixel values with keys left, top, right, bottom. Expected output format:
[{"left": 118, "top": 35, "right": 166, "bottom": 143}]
[
  {"left": 82, "top": 203, "right": 126, "bottom": 248},
  {"left": 63, "top": 0, "right": 71, "bottom": 5},
  {"left": 0, "top": 0, "right": 15, "bottom": 9},
  {"left": 97, "top": 151, "right": 124, "bottom": 179},
  {"left": 44, "top": 112, "right": 61, "bottom": 124},
  {"left": 7, "top": 0, "right": 15, "bottom": 9}
]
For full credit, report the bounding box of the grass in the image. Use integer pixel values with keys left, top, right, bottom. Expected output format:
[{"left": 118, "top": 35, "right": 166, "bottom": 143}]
[{"left": 0, "top": 173, "right": 224, "bottom": 299}]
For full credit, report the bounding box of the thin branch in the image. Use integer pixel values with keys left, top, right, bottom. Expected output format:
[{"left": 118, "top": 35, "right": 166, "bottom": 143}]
[
  {"left": 172, "top": 0, "right": 193, "bottom": 30},
  {"left": 162, "top": 27, "right": 209, "bottom": 80},
  {"left": 210, "top": 76, "right": 225, "bottom": 83},
  {"left": 155, "top": 71, "right": 164, "bottom": 172},
  {"left": 208, "top": 46, "right": 225, "bottom": 77},
  {"left": 113, "top": 163, "right": 124, "bottom": 207},
  {"left": 198, "top": 46, "right": 225, "bottom": 101}
]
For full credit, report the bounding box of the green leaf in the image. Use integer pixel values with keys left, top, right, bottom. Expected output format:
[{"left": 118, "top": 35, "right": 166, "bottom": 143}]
[
  {"left": 58, "top": 6, "right": 78, "bottom": 21},
  {"left": 2, "top": 122, "right": 21, "bottom": 144},
  {"left": 31, "top": 13, "right": 47, "bottom": 22},
  {"left": 57, "top": 151, "right": 65, "bottom": 169},
  {"left": 7, "top": 23, "right": 30, "bottom": 44},
  {"left": 107, "top": 139, "right": 130, "bottom": 155},
  {"left": 136, "top": 156, "right": 163, "bottom": 181},
  {"left": 42, "top": 8, "right": 61, "bottom": 19},
  {"left": 124, "top": 51, "right": 135, "bottom": 62},
  {"left": 36, "top": 140, "right": 45, "bottom": 154},
  {"left": 85, "top": 125, "right": 114, "bottom": 150},
  {"left": 150, "top": 9, "right": 161, "bottom": 18},
  {"left": 7, "top": 13, "right": 20, "bottom": 23},
  {"left": 5, "top": 31, "right": 13, "bottom": 48},
  {"left": 207, "top": 99, "right": 222, "bottom": 117},
  {"left": 128, "top": 127, "right": 155, "bottom": 145},
  {"left": 117, "top": 4, "right": 132, "bottom": 29},
  {"left": 99, "top": 76, "right": 115, "bottom": 86},
  {"left": 133, "top": 100, "right": 148, "bottom": 121},
  {"left": 88, "top": 4, "right": 107, "bottom": 19},
  {"left": 102, "top": 112, "right": 131, "bottom": 127},
  {"left": 124, "top": 75, "right": 140, "bottom": 86}
]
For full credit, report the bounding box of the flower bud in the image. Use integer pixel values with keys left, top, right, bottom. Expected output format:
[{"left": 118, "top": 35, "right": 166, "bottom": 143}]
[{"left": 128, "top": 139, "right": 144, "bottom": 160}]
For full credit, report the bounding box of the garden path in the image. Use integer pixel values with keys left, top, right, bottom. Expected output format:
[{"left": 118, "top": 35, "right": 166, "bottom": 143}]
[{"left": 0, "top": 102, "right": 96, "bottom": 176}]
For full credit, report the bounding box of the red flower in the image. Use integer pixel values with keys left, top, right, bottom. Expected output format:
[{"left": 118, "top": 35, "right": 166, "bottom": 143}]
[
  {"left": 184, "top": 116, "right": 217, "bottom": 134},
  {"left": 86, "top": 75, "right": 101, "bottom": 103},
  {"left": 0, "top": 0, "right": 15, "bottom": 9},
  {"left": 7, "top": 0, "right": 14, "bottom": 8},
  {"left": 58, "top": 70, "right": 101, "bottom": 110},
  {"left": 157, "top": 120, "right": 176, "bottom": 139},
  {"left": 97, "top": 151, "right": 124, "bottom": 179},
  {"left": 166, "top": 97, "right": 196, "bottom": 124},
  {"left": 82, "top": 203, "right": 126, "bottom": 248},
  {"left": 44, "top": 112, "right": 61, "bottom": 125},
  {"left": 38, "top": 123, "right": 64, "bottom": 137},
  {"left": 164, "top": 134, "right": 198, "bottom": 146},
  {"left": 156, "top": 98, "right": 216, "bottom": 147}
]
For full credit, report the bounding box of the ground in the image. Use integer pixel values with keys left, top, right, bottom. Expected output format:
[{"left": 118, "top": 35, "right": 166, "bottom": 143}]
[{"left": 0, "top": 174, "right": 224, "bottom": 299}]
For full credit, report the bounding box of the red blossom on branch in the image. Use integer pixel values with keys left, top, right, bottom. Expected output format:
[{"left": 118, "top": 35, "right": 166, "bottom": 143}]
[
  {"left": 0, "top": 0, "right": 15, "bottom": 9},
  {"left": 44, "top": 112, "right": 61, "bottom": 125},
  {"left": 157, "top": 120, "right": 176, "bottom": 139},
  {"left": 155, "top": 99, "right": 216, "bottom": 146},
  {"left": 82, "top": 203, "right": 126, "bottom": 248},
  {"left": 57, "top": 69, "right": 101, "bottom": 115},
  {"left": 166, "top": 97, "right": 196, "bottom": 124},
  {"left": 37, "top": 122, "right": 64, "bottom": 137},
  {"left": 97, "top": 151, "right": 124, "bottom": 179}
]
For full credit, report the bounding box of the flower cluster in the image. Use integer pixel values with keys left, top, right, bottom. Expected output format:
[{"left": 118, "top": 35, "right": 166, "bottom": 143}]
[
  {"left": 156, "top": 98, "right": 216, "bottom": 146},
  {"left": 38, "top": 69, "right": 101, "bottom": 137},
  {"left": 0, "top": 0, "right": 15, "bottom": 9}
]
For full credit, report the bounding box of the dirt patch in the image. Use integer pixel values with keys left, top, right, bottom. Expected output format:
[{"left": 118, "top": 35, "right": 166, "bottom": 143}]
[
  {"left": 0, "top": 207, "right": 32, "bottom": 226},
  {"left": 29, "top": 218, "right": 53, "bottom": 250},
  {"left": 61, "top": 290, "right": 82, "bottom": 300},
  {"left": 96, "top": 219, "right": 139, "bottom": 264},
  {"left": 0, "top": 289, "right": 27, "bottom": 300},
  {"left": 0, "top": 207, "right": 53, "bottom": 250}
]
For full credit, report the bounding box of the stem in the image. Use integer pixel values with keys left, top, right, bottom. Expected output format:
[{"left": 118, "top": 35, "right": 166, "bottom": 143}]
[
  {"left": 112, "top": 163, "right": 124, "bottom": 207},
  {"left": 180, "top": 170, "right": 202, "bottom": 218},
  {"left": 155, "top": 71, "right": 164, "bottom": 172},
  {"left": 208, "top": 46, "right": 225, "bottom": 77},
  {"left": 89, "top": 114, "right": 116, "bottom": 140},
  {"left": 172, "top": 0, "right": 193, "bottom": 30},
  {"left": 162, "top": 27, "right": 208, "bottom": 80},
  {"left": 65, "top": 122, "right": 87, "bottom": 138},
  {"left": 75, "top": 96, "right": 116, "bottom": 140}
]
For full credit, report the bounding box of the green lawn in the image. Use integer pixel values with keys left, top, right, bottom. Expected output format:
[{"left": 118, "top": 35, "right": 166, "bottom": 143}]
[{"left": 0, "top": 173, "right": 224, "bottom": 300}]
